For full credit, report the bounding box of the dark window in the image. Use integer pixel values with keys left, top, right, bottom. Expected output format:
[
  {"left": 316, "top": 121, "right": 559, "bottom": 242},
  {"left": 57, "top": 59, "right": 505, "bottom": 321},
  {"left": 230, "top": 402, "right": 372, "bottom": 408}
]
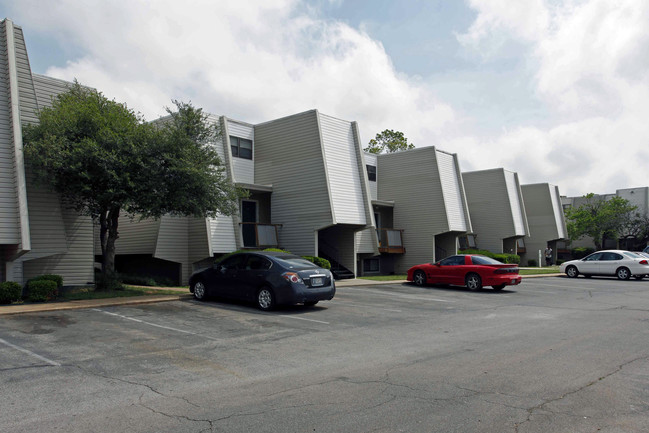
[
  {"left": 601, "top": 252, "right": 623, "bottom": 261},
  {"left": 363, "top": 258, "right": 380, "bottom": 272},
  {"left": 439, "top": 255, "right": 465, "bottom": 266},
  {"left": 584, "top": 253, "right": 603, "bottom": 261},
  {"left": 230, "top": 136, "right": 253, "bottom": 160},
  {"left": 219, "top": 254, "right": 247, "bottom": 270},
  {"left": 246, "top": 255, "right": 272, "bottom": 271},
  {"left": 366, "top": 164, "right": 377, "bottom": 182},
  {"left": 471, "top": 255, "right": 504, "bottom": 265}
]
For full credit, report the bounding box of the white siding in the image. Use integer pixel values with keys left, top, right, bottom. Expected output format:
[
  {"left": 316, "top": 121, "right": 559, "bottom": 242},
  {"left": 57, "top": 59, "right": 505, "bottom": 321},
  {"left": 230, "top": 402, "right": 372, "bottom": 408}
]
[
  {"left": 505, "top": 171, "right": 526, "bottom": 236},
  {"left": 114, "top": 214, "right": 160, "bottom": 255},
  {"left": 154, "top": 215, "right": 190, "bottom": 284},
  {"left": 320, "top": 114, "right": 366, "bottom": 225},
  {"left": 209, "top": 215, "right": 237, "bottom": 253},
  {"left": 549, "top": 185, "right": 567, "bottom": 239},
  {"left": 227, "top": 119, "right": 255, "bottom": 184},
  {"left": 32, "top": 74, "right": 71, "bottom": 108},
  {"left": 436, "top": 151, "right": 467, "bottom": 232},
  {"left": 364, "top": 152, "right": 378, "bottom": 201}
]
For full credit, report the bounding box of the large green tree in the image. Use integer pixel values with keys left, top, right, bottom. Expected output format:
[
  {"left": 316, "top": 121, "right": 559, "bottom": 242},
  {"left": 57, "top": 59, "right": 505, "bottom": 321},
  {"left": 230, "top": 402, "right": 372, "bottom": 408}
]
[
  {"left": 565, "top": 193, "right": 637, "bottom": 250},
  {"left": 23, "top": 83, "right": 243, "bottom": 287},
  {"left": 364, "top": 129, "right": 415, "bottom": 154}
]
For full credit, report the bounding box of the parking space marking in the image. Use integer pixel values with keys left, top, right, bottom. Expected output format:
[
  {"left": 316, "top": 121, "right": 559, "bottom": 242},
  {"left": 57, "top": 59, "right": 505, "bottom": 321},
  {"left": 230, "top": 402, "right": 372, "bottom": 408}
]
[
  {"left": 0, "top": 337, "right": 60, "bottom": 367},
  {"left": 337, "top": 300, "right": 403, "bottom": 312},
  {"left": 349, "top": 287, "right": 456, "bottom": 303},
  {"left": 279, "top": 315, "right": 330, "bottom": 325},
  {"left": 93, "top": 308, "right": 221, "bottom": 341}
]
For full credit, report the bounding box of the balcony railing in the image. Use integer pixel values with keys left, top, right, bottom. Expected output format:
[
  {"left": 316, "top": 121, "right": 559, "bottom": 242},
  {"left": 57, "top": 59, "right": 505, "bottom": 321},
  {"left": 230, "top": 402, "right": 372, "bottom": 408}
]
[
  {"left": 377, "top": 228, "right": 405, "bottom": 254},
  {"left": 240, "top": 223, "right": 281, "bottom": 248}
]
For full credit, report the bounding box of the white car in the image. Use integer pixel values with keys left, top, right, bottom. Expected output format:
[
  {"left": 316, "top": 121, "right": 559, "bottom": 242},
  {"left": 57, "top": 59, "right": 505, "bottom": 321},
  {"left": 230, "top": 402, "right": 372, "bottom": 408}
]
[{"left": 560, "top": 250, "right": 649, "bottom": 280}]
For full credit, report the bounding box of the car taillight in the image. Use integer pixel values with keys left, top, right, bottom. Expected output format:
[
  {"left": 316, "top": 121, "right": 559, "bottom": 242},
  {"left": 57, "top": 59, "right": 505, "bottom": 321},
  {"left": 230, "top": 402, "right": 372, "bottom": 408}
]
[
  {"left": 640, "top": 260, "right": 649, "bottom": 265},
  {"left": 494, "top": 268, "right": 518, "bottom": 274},
  {"left": 282, "top": 272, "right": 303, "bottom": 284}
]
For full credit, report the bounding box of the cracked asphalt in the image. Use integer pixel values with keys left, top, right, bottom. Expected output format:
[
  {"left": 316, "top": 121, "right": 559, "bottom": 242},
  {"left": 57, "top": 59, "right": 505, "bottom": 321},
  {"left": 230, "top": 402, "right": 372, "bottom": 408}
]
[{"left": 2, "top": 276, "right": 649, "bottom": 432}]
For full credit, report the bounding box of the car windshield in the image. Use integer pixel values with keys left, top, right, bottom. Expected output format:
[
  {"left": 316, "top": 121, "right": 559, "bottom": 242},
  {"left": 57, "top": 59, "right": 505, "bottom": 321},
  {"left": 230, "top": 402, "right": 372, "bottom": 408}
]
[
  {"left": 274, "top": 256, "right": 319, "bottom": 270},
  {"left": 471, "top": 255, "right": 504, "bottom": 265}
]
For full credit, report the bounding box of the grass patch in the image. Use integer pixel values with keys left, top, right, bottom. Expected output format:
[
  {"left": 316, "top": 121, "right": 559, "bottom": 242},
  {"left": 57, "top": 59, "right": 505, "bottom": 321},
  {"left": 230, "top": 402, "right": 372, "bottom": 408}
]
[
  {"left": 358, "top": 275, "right": 407, "bottom": 281},
  {"left": 61, "top": 285, "right": 185, "bottom": 301},
  {"left": 519, "top": 267, "right": 561, "bottom": 275}
]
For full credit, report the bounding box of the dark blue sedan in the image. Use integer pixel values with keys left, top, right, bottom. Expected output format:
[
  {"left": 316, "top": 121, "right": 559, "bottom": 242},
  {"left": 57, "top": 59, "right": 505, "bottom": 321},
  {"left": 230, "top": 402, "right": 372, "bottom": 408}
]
[{"left": 189, "top": 251, "right": 335, "bottom": 310}]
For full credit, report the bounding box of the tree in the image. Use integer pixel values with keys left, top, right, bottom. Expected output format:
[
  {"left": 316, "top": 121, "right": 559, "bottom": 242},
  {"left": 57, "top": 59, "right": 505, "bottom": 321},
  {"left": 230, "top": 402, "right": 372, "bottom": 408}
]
[
  {"left": 564, "top": 193, "right": 637, "bottom": 250},
  {"left": 364, "top": 129, "right": 415, "bottom": 154},
  {"left": 23, "top": 83, "right": 243, "bottom": 288}
]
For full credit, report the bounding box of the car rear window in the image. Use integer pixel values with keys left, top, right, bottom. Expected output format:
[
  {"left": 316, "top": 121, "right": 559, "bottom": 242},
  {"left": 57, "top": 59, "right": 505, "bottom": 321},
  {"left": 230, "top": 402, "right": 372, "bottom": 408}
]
[
  {"left": 623, "top": 252, "right": 641, "bottom": 259},
  {"left": 274, "top": 257, "right": 318, "bottom": 269},
  {"left": 471, "top": 255, "right": 504, "bottom": 265}
]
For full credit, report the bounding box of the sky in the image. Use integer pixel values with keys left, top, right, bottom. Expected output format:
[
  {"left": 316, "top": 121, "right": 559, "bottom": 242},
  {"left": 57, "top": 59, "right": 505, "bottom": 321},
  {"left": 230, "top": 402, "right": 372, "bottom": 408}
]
[{"left": 3, "top": 0, "right": 649, "bottom": 197}]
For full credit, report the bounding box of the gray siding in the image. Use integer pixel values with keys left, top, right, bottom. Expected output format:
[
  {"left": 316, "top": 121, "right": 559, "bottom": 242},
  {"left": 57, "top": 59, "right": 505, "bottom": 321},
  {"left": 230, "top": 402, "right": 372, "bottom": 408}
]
[
  {"left": 188, "top": 217, "right": 211, "bottom": 263},
  {"left": 378, "top": 147, "right": 447, "bottom": 273},
  {"left": 364, "top": 152, "right": 378, "bottom": 201},
  {"left": 463, "top": 168, "right": 525, "bottom": 254},
  {"left": 209, "top": 215, "right": 237, "bottom": 253},
  {"left": 254, "top": 110, "right": 333, "bottom": 256},
  {"left": 114, "top": 214, "right": 160, "bottom": 255},
  {"left": 154, "top": 215, "right": 190, "bottom": 284},
  {"left": 504, "top": 171, "right": 527, "bottom": 236},
  {"left": 32, "top": 74, "right": 72, "bottom": 108},
  {"left": 320, "top": 114, "right": 366, "bottom": 225},
  {"left": 436, "top": 150, "right": 468, "bottom": 232}
]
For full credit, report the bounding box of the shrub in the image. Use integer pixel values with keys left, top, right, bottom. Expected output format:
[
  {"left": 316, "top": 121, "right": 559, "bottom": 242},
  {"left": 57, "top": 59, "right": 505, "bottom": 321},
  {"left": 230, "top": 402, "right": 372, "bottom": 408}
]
[
  {"left": 527, "top": 259, "right": 537, "bottom": 267},
  {"left": 572, "top": 247, "right": 595, "bottom": 259},
  {"left": 30, "top": 274, "right": 63, "bottom": 289},
  {"left": 302, "top": 256, "right": 331, "bottom": 270},
  {"left": 96, "top": 272, "right": 123, "bottom": 291},
  {"left": 118, "top": 273, "right": 175, "bottom": 287},
  {"left": 0, "top": 281, "right": 22, "bottom": 304},
  {"left": 556, "top": 259, "right": 565, "bottom": 266},
  {"left": 263, "top": 248, "right": 291, "bottom": 254},
  {"left": 26, "top": 280, "right": 57, "bottom": 302}
]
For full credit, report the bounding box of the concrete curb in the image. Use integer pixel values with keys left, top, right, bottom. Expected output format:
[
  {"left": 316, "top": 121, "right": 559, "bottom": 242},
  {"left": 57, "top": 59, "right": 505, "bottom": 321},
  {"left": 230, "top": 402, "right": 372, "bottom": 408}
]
[{"left": 0, "top": 273, "right": 564, "bottom": 316}]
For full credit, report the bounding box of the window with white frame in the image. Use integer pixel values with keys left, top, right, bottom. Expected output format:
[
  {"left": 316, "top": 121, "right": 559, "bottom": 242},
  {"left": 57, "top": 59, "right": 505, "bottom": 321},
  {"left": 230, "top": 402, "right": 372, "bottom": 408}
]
[{"left": 230, "top": 136, "right": 253, "bottom": 160}]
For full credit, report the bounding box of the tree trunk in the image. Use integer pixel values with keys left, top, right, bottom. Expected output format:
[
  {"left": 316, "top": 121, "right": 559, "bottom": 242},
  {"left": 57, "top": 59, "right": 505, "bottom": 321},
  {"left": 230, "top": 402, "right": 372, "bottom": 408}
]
[{"left": 99, "top": 206, "right": 120, "bottom": 277}]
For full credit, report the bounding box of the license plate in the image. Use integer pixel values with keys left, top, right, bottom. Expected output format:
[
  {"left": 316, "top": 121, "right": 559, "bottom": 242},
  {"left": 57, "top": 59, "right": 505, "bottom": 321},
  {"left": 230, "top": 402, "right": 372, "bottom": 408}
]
[{"left": 311, "top": 277, "right": 324, "bottom": 287}]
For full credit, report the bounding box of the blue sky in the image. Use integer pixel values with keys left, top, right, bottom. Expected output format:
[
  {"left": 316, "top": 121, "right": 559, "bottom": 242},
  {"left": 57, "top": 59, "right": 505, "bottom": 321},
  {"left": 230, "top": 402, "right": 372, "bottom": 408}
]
[{"left": 4, "top": 0, "right": 649, "bottom": 196}]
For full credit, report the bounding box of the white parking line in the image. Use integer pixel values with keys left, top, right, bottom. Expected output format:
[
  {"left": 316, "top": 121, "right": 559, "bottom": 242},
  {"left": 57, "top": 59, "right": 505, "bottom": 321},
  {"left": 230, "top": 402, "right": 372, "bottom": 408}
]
[
  {"left": 349, "top": 287, "right": 455, "bottom": 303},
  {"left": 338, "top": 300, "right": 403, "bottom": 312},
  {"left": 279, "top": 315, "right": 330, "bottom": 325},
  {"left": 0, "top": 337, "right": 60, "bottom": 367},
  {"left": 93, "top": 309, "right": 221, "bottom": 341}
]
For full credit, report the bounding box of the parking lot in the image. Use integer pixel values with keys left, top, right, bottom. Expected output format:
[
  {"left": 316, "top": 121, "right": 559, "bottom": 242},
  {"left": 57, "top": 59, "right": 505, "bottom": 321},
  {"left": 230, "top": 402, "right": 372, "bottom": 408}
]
[{"left": 2, "top": 276, "right": 649, "bottom": 433}]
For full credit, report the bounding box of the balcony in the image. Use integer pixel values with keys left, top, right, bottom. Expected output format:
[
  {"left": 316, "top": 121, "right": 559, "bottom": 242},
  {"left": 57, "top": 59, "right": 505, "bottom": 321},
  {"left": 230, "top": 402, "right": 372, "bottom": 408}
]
[
  {"left": 377, "top": 228, "right": 405, "bottom": 254},
  {"left": 240, "top": 223, "right": 281, "bottom": 248}
]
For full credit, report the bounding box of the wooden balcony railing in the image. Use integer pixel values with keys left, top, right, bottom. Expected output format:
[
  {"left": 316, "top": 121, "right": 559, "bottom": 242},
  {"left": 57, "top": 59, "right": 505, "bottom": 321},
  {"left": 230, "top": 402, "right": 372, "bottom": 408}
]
[
  {"left": 240, "top": 223, "right": 281, "bottom": 248},
  {"left": 377, "top": 228, "right": 405, "bottom": 254}
]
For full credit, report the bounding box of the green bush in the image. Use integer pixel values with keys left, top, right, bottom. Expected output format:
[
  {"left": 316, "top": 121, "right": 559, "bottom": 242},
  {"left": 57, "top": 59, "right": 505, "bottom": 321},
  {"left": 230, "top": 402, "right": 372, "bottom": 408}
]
[
  {"left": 30, "top": 274, "right": 63, "bottom": 289},
  {"left": 118, "top": 273, "right": 175, "bottom": 287},
  {"left": 0, "top": 281, "right": 22, "bottom": 304},
  {"left": 459, "top": 249, "right": 519, "bottom": 264},
  {"left": 26, "top": 280, "right": 58, "bottom": 302},
  {"left": 263, "top": 248, "right": 291, "bottom": 253},
  {"left": 302, "top": 256, "right": 331, "bottom": 270},
  {"left": 572, "top": 247, "right": 595, "bottom": 259},
  {"left": 96, "top": 272, "right": 123, "bottom": 291},
  {"left": 527, "top": 259, "right": 537, "bottom": 267},
  {"left": 556, "top": 259, "right": 565, "bottom": 266}
]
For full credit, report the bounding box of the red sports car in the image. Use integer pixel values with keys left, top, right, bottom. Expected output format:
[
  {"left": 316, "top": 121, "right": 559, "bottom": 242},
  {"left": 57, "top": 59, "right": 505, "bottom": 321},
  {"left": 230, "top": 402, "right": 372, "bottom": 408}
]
[{"left": 407, "top": 254, "right": 522, "bottom": 291}]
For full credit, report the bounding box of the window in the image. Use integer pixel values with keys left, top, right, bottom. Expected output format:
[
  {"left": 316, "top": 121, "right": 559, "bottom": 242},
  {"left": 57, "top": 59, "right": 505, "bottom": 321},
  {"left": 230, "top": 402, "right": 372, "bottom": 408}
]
[
  {"left": 230, "top": 136, "right": 253, "bottom": 160},
  {"left": 366, "top": 164, "right": 376, "bottom": 182},
  {"left": 471, "top": 255, "right": 503, "bottom": 265},
  {"left": 363, "top": 258, "right": 380, "bottom": 272},
  {"left": 245, "top": 255, "right": 272, "bottom": 271},
  {"left": 439, "top": 256, "right": 465, "bottom": 266}
]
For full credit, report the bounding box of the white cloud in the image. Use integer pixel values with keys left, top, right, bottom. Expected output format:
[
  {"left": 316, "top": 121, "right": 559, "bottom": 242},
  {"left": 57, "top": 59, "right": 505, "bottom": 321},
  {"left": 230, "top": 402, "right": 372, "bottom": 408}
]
[{"left": 7, "top": 0, "right": 649, "bottom": 197}]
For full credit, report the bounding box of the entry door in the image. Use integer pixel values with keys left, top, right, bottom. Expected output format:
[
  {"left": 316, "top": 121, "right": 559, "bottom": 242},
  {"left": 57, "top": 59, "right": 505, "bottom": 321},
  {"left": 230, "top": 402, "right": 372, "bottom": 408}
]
[{"left": 241, "top": 200, "right": 258, "bottom": 248}]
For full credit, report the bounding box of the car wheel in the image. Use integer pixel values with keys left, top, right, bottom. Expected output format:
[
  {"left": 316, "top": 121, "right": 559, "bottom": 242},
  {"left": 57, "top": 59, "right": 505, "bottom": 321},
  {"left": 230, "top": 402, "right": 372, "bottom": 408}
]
[
  {"left": 565, "top": 265, "right": 579, "bottom": 278},
  {"left": 192, "top": 280, "right": 207, "bottom": 301},
  {"left": 256, "top": 287, "right": 275, "bottom": 311},
  {"left": 413, "top": 270, "right": 427, "bottom": 286},
  {"left": 304, "top": 301, "right": 319, "bottom": 307},
  {"left": 634, "top": 275, "right": 645, "bottom": 280},
  {"left": 492, "top": 284, "right": 506, "bottom": 291},
  {"left": 465, "top": 273, "right": 482, "bottom": 290},
  {"left": 616, "top": 267, "right": 631, "bottom": 280}
]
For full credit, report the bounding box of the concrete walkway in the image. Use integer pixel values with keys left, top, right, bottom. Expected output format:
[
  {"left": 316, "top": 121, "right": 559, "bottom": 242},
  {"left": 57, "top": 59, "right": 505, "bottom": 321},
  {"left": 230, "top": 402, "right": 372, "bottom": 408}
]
[{"left": 0, "top": 274, "right": 563, "bottom": 316}]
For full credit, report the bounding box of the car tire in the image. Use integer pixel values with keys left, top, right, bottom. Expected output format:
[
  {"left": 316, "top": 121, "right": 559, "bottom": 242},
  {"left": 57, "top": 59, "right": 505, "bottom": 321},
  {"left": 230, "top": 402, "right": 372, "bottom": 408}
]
[
  {"left": 565, "top": 266, "right": 579, "bottom": 278},
  {"left": 492, "top": 284, "right": 505, "bottom": 291},
  {"left": 256, "top": 287, "right": 275, "bottom": 311},
  {"left": 192, "top": 280, "right": 207, "bottom": 301},
  {"left": 634, "top": 275, "right": 645, "bottom": 280},
  {"left": 413, "top": 270, "right": 427, "bottom": 286},
  {"left": 465, "top": 273, "right": 482, "bottom": 290},
  {"left": 616, "top": 267, "right": 631, "bottom": 280},
  {"left": 304, "top": 301, "right": 319, "bottom": 307}
]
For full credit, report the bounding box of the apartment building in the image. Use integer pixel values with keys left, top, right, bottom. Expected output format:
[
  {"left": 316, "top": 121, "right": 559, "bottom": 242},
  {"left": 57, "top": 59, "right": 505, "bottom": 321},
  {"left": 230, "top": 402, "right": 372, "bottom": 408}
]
[
  {"left": 0, "top": 19, "right": 94, "bottom": 285},
  {"left": 462, "top": 168, "right": 529, "bottom": 255}
]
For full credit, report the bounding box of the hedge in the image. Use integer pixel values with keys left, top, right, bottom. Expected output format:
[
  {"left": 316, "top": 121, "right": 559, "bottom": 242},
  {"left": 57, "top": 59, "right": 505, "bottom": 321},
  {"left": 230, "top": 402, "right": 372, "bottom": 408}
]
[
  {"left": 29, "top": 274, "right": 63, "bottom": 289},
  {"left": 0, "top": 281, "right": 22, "bottom": 304},
  {"left": 459, "top": 249, "right": 520, "bottom": 264},
  {"left": 26, "top": 279, "right": 58, "bottom": 302},
  {"left": 302, "top": 256, "right": 331, "bottom": 270}
]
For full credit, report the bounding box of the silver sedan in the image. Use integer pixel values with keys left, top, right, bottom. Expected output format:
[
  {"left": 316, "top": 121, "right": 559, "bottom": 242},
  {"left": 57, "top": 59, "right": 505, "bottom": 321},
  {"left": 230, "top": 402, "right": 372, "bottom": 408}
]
[{"left": 560, "top": 250, "right": 649, "bottom": 280}]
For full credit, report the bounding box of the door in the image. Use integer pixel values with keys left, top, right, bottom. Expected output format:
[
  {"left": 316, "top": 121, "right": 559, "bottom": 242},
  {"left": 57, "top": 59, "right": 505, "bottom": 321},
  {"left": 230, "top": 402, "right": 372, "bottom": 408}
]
[
  {"left": 598, "top": 252, "right": 624, "bottom": 275},
  {"left": 579, "top": 252, "right": 602, "bottom": 275},
  {"left": 241, "top": 200, "right": 258, "bottom": 248},
  {"left": 214, "top": 254, "right": 248, "bottom": 298},
  {"left": 238, "top": 254, "right": 273, "bottom": 300}
]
